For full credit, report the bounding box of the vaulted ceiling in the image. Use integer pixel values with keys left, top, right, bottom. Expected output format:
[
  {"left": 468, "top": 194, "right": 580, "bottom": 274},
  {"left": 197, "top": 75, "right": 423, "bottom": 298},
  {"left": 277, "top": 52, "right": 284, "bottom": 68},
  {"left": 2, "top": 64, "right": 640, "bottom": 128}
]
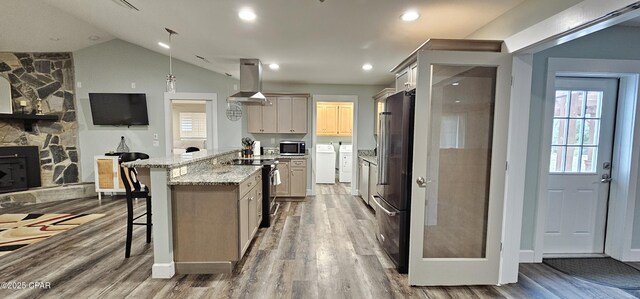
[{"left": 2, "top": 0, "right": 534, "bottom": 85}]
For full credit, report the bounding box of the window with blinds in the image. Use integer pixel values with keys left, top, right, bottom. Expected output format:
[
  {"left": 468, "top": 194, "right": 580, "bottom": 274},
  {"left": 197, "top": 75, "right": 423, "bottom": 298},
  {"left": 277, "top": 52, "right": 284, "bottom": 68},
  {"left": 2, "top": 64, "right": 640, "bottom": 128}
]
[{"left": 179, "top": 112, "right": 207, "bottom": 138}]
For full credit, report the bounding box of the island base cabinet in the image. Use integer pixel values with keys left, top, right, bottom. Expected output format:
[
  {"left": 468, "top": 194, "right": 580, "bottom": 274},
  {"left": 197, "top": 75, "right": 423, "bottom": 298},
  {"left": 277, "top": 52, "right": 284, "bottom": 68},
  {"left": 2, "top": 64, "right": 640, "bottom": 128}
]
[
  {"left": 172, "top": 185, "right": 239, "bottom": 273},
  {"left": 171, "top": 172, "right": 262, "bottom": 275}
]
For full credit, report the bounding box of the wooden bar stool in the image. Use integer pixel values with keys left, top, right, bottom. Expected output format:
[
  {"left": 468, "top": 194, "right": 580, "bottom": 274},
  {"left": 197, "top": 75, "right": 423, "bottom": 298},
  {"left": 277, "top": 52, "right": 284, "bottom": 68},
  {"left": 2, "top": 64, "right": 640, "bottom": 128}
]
[{"left": 118, "top": 152, "right": 151, "bottom": 258}]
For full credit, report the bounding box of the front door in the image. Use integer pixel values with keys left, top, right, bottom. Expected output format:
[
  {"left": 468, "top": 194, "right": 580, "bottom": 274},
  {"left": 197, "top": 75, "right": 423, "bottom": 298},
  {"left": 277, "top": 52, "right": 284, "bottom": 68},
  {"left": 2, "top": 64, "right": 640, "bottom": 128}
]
[
  {"left": 409, "top": 49, "right": 512, "bottom": 285},
  {"left": 544, "top": 77, "right": 618, "bottom": 254}
]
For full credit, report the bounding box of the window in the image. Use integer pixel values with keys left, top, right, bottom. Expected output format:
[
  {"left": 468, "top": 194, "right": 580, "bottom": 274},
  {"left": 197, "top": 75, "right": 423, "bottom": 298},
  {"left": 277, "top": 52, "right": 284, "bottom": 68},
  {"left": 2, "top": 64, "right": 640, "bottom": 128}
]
[
  {"left": 549, "top": 89, "right": 603, "bottom": 173},
  {"left": 179, "top": 112, "right": 207, "bottom": 139},
  {"left": 440, "top": 114, "right": 465, "bottom": 149}
]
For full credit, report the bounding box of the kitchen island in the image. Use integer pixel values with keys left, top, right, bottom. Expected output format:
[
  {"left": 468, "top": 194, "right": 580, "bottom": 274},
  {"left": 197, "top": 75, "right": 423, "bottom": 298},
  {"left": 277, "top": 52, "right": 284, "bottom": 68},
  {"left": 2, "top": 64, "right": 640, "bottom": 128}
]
[{"left": 125, "top": 148, "right": 263, "bottom": 278}]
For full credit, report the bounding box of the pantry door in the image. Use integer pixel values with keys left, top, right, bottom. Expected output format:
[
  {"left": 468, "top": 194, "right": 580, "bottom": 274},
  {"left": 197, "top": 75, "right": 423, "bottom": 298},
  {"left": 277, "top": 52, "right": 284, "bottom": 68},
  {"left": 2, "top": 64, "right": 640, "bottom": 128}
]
[{"left": 409, "top": 49, "right": 512, "bottom": 285}]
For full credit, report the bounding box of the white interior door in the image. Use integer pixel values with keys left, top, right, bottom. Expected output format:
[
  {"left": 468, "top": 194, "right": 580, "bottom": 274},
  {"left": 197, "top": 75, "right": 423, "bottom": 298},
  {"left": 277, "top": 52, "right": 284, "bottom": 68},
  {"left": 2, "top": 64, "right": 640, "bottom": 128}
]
[
  {"left": 409, "top": 50, "right": 512, "bottom": 286},
  {"left": 543, "top": 77, "right": 618, "bottom": 254}
]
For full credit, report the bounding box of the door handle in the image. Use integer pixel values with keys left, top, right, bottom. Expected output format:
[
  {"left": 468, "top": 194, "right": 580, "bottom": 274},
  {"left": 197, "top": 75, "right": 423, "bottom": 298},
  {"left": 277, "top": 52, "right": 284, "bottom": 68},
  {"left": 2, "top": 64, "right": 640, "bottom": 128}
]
[
  {"left": 371, "top": 195, "right": 396, "bottom": 216},
  {"left": 601, "top": 174, "right": 612, "bottom": 183},
  {"left": 416, "top": 177, "right": 431, "bottom": 188}
]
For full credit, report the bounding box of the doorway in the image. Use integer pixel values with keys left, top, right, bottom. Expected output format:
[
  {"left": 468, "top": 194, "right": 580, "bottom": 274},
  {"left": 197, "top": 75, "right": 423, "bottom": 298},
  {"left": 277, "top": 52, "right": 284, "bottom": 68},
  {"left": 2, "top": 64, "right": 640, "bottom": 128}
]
[
  {"left": 171, "top": 100, "right": 207, "bottom": 154},
  {"left": 543, "top": 77, "right": 618, "bottom": 256},
  {"left": 315, "top": 101, "right": 353, "bottom": 195},
  {"left": 163, "top": 92, "right": 218, "bottom": 155},
  {"left": 532, "top": 58, "right": 640, "bottom": 263},
  {"left": 311, "top": 95, "right": 358, "bottom": 196}
]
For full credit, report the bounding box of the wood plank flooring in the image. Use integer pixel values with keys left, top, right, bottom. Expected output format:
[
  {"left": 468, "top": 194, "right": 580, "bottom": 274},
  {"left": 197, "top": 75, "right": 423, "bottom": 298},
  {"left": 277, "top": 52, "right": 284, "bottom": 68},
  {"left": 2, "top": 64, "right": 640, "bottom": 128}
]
[{"left": 1, "top": 186, "right": 639, "bottom": 298}]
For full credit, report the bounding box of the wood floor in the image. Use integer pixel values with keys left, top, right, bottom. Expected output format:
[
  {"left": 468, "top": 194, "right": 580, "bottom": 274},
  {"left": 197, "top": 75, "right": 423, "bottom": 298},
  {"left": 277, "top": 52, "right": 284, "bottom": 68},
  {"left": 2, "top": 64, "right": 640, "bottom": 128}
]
[
  {"left": 315, "top": 181, "right": 351, "bottom": 195},
  {"left": 1, "top": 188, "right": 640, "bottom": 298}
]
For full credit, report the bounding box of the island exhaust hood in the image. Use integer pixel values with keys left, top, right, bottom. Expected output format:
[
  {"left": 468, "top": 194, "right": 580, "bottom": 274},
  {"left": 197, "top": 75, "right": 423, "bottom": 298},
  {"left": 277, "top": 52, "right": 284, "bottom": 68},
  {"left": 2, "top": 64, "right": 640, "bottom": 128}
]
[{"left": 227, "top": 59, "right": 267, "bottom": 104}]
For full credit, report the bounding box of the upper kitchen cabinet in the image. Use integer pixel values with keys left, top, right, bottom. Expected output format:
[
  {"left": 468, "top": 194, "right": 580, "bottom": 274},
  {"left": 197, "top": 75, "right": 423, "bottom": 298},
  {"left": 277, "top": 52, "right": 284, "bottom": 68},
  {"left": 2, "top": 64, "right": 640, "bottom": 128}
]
[
  {"left": 391, "top": 39, "right": 502, "bottom": 92},
  {"left": 337, "top": 103, "right": 353, "bottom": 136},
  {"left": 395, "top": 67, "right": 410, "bottom": 91},
  {"left": 317, "top": 103, "right": 338, "bottom": 136},
  {"left": 249, "top": 93, "right": 309, "bottom": 134},
  {"left": 373, "top": 88, "right": 395, "bottom": 136},
  {"left": 317, "top": 102, "right": 353, "bottom": 136},
  {"left": 247, "top": 97, "right": 278, "bottom": 133},
  {"left": 275, "top": 94, "right": 308, "bottom": 134}
]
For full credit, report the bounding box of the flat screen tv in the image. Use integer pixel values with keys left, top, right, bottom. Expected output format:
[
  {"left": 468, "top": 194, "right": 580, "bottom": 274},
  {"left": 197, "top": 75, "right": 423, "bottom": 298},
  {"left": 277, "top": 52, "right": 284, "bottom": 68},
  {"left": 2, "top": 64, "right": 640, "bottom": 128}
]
[{"left": 89, "top": 93, "right": 149, "bottom": 126}]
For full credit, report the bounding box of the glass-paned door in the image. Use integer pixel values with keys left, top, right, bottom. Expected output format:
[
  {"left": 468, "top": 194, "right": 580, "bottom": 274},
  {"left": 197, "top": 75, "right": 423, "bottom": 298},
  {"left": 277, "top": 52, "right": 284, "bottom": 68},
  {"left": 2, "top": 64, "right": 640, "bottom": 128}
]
[
  {"left": 544, "top": 77, "right": 618, "bottom": 254},
  {"left": 409, "top": 49, "right": 512, "bottom": 286}
]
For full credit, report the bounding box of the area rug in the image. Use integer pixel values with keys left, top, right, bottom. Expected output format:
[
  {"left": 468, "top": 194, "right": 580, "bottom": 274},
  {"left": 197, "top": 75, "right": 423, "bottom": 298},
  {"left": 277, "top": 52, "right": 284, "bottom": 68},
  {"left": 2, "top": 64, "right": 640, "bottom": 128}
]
[
  {"left": 543, "top": 257, "right": 640, "bottom": 290},
  {"left": 0, "top": 213, "right": 104, "bottom": 256}
]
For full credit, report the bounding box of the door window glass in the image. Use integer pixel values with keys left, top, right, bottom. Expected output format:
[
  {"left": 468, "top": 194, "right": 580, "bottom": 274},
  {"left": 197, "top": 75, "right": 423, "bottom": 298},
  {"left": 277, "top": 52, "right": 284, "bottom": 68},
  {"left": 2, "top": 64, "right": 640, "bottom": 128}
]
[
  {"left": 423, "top": 65, "right": 497, "bottom": 258},
  {"left": 550, "top": 89, "right": 604, "bottom": 173}
]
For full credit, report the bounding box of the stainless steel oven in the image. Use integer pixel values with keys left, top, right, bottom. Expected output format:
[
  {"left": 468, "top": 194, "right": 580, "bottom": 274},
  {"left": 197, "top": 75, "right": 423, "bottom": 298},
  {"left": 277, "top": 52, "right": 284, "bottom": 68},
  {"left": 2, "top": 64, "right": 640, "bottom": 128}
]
[
  {"left": 230, "top": 158, "right": 279, "bottom": 227},
  {"left": 266, "top": 162, "right": 279, "bottom": 227}
]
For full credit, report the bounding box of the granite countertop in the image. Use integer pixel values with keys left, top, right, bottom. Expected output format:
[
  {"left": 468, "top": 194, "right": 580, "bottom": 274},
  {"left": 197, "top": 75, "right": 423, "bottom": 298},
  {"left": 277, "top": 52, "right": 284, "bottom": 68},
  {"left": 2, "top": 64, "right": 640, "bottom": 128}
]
[
  {"left": 360, "top": 155, "right": 377, "bottom": 165},
  {"left": 169, "top": 165, "right": 262, "bottom": 186},
  {"left": 125, "top": 148, "right": 240, "bottom": 168},
  {"left": 272, "top": 154, "right": 308, "bottom": 159},
  {"left": 236, "top": 154, "right": 309, "bottom": 160}
]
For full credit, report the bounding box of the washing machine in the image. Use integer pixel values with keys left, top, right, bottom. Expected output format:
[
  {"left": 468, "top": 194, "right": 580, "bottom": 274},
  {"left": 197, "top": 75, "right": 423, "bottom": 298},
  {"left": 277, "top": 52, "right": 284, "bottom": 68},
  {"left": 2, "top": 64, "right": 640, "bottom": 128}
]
[
  {"left": 315, "top": 144, "right": 336, "bottom": 184},
  {"left": 339, "top": 144, "right": 352, "bottom": 183}
]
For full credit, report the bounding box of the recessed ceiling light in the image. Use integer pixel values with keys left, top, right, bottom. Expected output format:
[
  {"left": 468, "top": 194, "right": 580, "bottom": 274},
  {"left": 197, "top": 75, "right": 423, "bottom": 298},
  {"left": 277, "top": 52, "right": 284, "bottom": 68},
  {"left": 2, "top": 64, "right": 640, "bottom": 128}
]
[
  {"left": 158, "top": 42, "right": 170, "bottom": 49},
  {"left": 269, "top": 64, "right": 280, "bottom": 70},
  {"left": 239, "top": 8, "right": 257, "bottom": 21},
  {"left": 401, "top": 10, "right": 420, "bottom": 22},
  {"left": 88, "top": 35, "right": 101, "bottom": 41},
  {"left": 362, "top": 64, "right": 373, "bottom": 71},
  {"left": 455, "top": 100, "right": 461, "bottom": 103},
  {"left": 452, "top": 82, "right": 460, "bottom": 86}
]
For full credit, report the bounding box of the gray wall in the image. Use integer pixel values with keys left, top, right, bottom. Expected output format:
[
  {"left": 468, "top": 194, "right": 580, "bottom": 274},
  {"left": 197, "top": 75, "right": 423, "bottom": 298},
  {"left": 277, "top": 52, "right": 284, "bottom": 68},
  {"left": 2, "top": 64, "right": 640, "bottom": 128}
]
[
  {"left": 73, "top": 39, "right": 240, "bottom": 182},
  {"left": 521, "top": 26, "right": 640, "bottom": 250},
  {"left": 73, "top": 39, "right": 387, "bottom": 189}
]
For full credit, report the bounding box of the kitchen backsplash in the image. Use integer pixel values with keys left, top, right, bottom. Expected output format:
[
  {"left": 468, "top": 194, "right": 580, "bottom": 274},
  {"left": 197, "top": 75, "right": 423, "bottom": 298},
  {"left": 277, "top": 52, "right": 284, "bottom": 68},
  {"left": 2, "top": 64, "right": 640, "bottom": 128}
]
[{"left": 358, "top": 149, "right": 375, "bottom": 157}]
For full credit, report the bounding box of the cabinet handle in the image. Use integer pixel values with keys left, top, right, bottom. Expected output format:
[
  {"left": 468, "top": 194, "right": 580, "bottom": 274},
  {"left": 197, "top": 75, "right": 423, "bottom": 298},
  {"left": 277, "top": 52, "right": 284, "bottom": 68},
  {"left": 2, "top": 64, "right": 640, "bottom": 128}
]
[{"left": 249, "top": 197, "right": 254, "bottom": 201}]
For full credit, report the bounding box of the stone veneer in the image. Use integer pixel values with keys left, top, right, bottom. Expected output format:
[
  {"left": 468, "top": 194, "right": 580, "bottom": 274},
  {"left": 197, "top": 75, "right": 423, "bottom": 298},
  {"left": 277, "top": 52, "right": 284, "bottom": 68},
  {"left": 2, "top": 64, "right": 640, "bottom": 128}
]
[{"left": 0, "top": 52, "right": 79, "bottom": 186}]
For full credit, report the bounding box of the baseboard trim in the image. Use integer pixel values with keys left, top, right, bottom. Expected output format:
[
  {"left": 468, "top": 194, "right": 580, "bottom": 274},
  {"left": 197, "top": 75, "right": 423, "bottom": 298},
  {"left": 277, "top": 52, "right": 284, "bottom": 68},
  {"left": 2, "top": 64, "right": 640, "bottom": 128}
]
[
  {"left": 623, "top": 249, "right": 640, "bottom": 261},
  {"left": 175, "top": 261, "right": 233, "bottom": 274},
  {"left": 152, "top": 262, "right": 175, "bottom": 279},
  {"left": 520, "top": 250, "right": 536, "bottom": 263}
]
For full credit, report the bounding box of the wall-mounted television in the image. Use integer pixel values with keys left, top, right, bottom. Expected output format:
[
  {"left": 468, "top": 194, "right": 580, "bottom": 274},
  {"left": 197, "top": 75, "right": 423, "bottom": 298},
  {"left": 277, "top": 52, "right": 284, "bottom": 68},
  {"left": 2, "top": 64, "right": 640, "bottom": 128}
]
[{"left": 89, "top": 93, "right": 149, "bottom": 126}]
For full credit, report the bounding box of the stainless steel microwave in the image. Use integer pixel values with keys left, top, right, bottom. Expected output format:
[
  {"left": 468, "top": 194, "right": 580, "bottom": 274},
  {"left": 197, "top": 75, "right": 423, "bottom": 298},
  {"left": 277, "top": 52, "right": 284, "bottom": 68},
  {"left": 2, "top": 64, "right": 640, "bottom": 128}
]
[{"left": 279, "top": 141, "right": 305, "bottom": 156}]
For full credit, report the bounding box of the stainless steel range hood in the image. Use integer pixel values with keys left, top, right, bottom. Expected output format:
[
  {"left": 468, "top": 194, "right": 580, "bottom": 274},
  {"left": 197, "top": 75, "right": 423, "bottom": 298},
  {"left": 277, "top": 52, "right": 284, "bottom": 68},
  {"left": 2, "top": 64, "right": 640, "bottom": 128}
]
[{"left": 227, "top": 59, "right": 267, "bottom": 104}]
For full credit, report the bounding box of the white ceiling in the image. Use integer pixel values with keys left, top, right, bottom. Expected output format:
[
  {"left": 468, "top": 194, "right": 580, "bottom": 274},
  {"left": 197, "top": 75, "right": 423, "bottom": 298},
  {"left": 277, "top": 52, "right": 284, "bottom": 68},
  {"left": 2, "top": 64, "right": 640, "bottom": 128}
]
[
  {"left": 0, "top": 0, "right": 114, "bottom": 52},
  {"left": 2, "top": 0, "right": 531, "bottom": 85}
]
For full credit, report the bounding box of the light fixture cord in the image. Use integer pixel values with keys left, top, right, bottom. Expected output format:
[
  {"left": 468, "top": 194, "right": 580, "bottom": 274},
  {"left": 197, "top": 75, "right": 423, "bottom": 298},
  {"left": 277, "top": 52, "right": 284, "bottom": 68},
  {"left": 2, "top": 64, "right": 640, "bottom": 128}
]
[{"left": 169, "top": 32, "right": 173, "bottom": 74}]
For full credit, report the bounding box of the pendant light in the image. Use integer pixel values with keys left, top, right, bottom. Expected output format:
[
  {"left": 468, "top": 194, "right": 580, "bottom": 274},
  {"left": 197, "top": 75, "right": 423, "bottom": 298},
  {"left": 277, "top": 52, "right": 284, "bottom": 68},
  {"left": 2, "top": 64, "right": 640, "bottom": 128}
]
[{"left": 165, "top": 27, "right": 178, "bottom": 93}]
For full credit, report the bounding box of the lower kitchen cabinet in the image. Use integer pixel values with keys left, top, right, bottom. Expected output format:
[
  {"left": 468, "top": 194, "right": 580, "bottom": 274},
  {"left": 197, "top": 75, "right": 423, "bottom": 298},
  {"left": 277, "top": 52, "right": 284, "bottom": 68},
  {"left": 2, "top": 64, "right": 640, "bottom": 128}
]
[
  {"left": 276, "top": 158, "right": 307, "bottom": 198},
  {"left": 171, "top": 171, "right": 262, "bottom": 274},
  {"left": 290, "top": 160, "right": 307, "bottom": 197},
  {"left": 276, "top": 160, "right": 290, "bottom": 196},
  {"left": 359, "top": 159, "right": 370, "bottom": 206},
  {"left": 369, "top": 163, "right": 378, "bottom": 207}
]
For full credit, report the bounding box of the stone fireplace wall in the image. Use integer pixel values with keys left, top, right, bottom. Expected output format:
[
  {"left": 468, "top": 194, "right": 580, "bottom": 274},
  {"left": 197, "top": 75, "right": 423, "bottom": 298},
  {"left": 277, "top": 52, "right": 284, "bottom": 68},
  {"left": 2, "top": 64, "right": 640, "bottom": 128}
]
[{"left": 0, "top": 53, "right": 79, "bottom": 186}]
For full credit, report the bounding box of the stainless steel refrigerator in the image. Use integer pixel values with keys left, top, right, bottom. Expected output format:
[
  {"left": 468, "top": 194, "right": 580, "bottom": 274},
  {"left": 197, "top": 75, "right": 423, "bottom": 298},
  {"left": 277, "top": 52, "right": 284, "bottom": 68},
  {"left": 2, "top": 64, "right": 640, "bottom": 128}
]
[{"left": 371, "top": 89, "right": 415, "bottom": 273}]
